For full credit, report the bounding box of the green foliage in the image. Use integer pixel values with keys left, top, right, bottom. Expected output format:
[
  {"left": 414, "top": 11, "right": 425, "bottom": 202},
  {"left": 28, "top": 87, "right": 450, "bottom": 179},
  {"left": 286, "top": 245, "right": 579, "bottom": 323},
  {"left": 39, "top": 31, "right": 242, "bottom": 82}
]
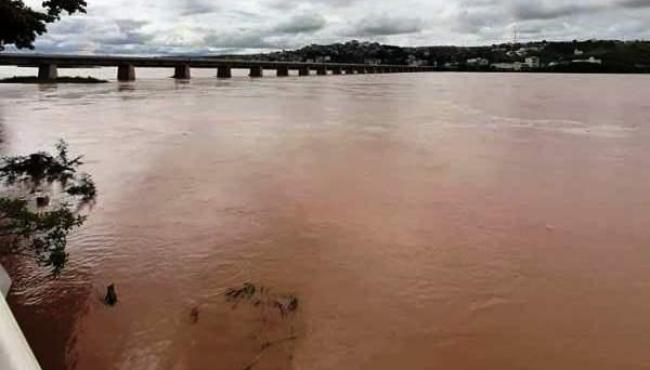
[
  {"left": 0, "top": 140, "right": 88, "bottom": 191},
  {"left": 0, "top": 0, "right": 87, "bottom": 51},
  {"left": 0, "top": 141, "right": 96, "bottom": 274},
  {"left": 65, "top": 173, "right": 96, "bottom": 202},
  {"left": 0, "top": 198, "right": 85, "bottom": 273}
]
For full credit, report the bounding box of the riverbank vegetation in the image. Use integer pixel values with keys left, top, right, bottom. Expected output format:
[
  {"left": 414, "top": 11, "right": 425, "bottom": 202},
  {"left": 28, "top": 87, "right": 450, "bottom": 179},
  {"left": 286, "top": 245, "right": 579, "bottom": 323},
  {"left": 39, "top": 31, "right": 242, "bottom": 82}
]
[
  {"left": 0, "top": 76, "right": 108, "bottom": 84},
  {"left": 0, "top": 141, "right": 96, "bottom": 273}
]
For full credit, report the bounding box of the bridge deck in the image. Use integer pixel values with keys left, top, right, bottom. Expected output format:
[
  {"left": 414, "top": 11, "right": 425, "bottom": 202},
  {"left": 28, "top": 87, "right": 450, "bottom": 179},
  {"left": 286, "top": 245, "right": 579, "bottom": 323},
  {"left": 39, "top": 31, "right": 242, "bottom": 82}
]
[{"left": 0, "top": 53, "right": 429, "bottom": 70}]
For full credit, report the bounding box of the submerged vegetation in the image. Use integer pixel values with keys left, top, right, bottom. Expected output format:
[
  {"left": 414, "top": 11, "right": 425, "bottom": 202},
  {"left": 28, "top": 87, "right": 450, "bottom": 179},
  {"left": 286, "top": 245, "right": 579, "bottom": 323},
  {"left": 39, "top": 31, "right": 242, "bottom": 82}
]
[
  {"left": 0, "top": 76, "right": 108, "bottom": 84},
  {"left": 226, "top": 282, "right": 299, "bottom": 317},
  {"left": 224, "top": 283, "right": 300, "bottom": 370},
  {"left": 0, "top": 141, "right": 96, "bottom": 273}
]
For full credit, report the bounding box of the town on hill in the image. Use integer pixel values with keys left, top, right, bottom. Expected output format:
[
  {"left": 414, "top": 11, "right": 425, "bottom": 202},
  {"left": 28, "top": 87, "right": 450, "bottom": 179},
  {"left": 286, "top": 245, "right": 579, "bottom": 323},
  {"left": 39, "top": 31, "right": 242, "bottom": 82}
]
[{"left": 219, "top": 39, "right": 650, "bottom": 73}]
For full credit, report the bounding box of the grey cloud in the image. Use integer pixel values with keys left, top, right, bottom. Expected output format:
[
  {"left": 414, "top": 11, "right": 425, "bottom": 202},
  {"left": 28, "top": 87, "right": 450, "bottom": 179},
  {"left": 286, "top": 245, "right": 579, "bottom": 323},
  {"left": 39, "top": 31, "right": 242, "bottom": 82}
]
[
  {"left": 511, "top": 0, "right": 650, "bottom": 21},
  {"left": 511, "top": 2, "right": 602, "bottom": 21},
  {"left": 98, "top": 19, "right": 153, "bottom": 46},
  {"left": 617, "top": 0, "right": 650, "bottom": 8},
  {"left": 26, "top": 0, "right": 650, "bottom": 55},
  {"left": 351, "top": 15, "right": 424, "bottom": 36},
  {"left": 266, "top": 0, "right": 360, "bottom": 11},
  {"left": 114, "top": 19, "right": 149, "bottom": 32},
  {"left": 273, "top": 14, "right": 326, "bottom": 33},
  {"left": 179, "top": 0, "right": 220, "bottom": 16},
  {"left": 203, "top": 31, "right": 270, "bottom": 49},
  {"left": 454, "top": 5, "right": 502, "bottom": 34}
]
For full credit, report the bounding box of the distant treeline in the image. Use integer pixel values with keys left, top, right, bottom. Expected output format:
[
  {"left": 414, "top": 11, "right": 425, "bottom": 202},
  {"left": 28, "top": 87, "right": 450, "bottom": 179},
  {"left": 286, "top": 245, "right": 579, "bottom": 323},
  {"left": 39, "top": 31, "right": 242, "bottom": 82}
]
[{"left": 215, "top": 39, "right": 650, "bottom": 73}]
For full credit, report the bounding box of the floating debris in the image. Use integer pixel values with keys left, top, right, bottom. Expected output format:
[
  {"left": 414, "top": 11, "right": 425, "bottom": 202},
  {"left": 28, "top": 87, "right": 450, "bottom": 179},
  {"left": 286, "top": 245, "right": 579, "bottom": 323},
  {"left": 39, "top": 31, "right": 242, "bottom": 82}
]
[
  {"left": 104, "top": 284, "right": 118, "bottom": 306},
  {"left": 190, "top": 306, "right": 199, "bottom": 324}
]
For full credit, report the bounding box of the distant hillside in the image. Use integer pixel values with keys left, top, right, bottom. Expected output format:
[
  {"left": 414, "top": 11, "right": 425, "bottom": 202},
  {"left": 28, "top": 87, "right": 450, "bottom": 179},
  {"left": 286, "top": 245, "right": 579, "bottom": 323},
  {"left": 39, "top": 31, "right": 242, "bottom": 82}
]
[{"left": 216, "top": 40, "right": 650, "bottom": 73}]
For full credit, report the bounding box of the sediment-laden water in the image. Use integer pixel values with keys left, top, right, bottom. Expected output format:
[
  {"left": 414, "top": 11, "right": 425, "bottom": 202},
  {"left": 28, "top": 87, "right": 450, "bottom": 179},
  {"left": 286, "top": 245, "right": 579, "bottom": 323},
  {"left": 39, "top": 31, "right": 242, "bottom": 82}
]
[{"left": 1, "top": 69, "right": 650, "bottom": 370}]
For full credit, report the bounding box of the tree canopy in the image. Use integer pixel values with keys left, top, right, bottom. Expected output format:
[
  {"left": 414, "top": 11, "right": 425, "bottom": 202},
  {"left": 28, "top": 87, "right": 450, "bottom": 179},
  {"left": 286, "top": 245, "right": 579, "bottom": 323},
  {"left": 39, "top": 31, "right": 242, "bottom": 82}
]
[{"left": 0, "top": 0, "right": 87, "bottom": 51}]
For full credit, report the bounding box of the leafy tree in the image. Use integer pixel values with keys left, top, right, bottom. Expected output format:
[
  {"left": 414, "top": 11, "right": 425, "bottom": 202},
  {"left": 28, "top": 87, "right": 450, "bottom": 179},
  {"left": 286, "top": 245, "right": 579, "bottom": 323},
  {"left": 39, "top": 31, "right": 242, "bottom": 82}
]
[
  {"left": 0, "top": 0, "right": 87, "bottom": 51},
  {"left": 0, "top": 141, "right": 96, "bottom": 274}
]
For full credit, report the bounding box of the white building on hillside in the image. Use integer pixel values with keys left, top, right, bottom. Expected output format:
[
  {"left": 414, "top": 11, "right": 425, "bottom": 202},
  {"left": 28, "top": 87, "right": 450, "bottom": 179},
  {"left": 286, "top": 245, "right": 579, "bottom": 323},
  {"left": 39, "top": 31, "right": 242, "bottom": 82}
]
[
  {"left": 491, "top": 62, "right": 522, "bottom": 71},
  {"left": 466, "top": 57, "right": 490, "bottom": 66},
  {"left": 524, "top": 56, "right": 541, "bottom": 68},
  {"left": 364, "top": 58, "right": 382, "bottom": 65},
  {"left": 572, "top": 56, "right": 602, "bottom": 64}
]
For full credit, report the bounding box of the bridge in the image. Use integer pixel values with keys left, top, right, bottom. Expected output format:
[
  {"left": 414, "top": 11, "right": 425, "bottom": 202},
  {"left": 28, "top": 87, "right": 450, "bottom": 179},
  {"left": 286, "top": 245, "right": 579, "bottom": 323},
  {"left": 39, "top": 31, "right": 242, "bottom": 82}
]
[{"left": 0, "top": 53, "right": 435, "bottom": 81}]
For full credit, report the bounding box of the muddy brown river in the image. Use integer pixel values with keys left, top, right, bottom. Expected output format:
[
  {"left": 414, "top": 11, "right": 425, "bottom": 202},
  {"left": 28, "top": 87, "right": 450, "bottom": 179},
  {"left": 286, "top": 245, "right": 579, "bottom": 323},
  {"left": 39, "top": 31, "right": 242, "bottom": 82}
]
[{"left": 1, "top": 70, "right": 650, "bottom": 370}]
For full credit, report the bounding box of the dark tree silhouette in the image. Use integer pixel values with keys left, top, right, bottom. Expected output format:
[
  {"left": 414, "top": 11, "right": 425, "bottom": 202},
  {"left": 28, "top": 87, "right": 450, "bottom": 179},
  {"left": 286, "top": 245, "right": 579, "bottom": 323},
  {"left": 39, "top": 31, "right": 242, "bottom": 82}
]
[{"left": 0, "top": 0, "right": 87, "bottom": 51}]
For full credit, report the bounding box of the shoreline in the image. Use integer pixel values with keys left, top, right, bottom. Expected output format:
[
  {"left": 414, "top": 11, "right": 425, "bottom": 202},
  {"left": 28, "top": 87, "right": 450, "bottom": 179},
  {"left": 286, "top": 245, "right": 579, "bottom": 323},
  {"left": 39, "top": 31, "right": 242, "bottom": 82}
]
[{"left": 0, "top": 76, "right": 108, "bottom": 84}]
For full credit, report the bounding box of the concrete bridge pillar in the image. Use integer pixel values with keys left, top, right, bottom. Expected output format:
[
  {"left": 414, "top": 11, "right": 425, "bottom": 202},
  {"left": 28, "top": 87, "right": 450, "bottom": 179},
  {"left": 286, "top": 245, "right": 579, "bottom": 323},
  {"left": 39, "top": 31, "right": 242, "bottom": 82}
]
[
  {"left": 367, "top": 66, "right": 376, "bottom": 74},
  {"left": 316, "top": 66, "right": 327, "bottom": 76},
  {"left": 344, "top": 67, "right": 355, "bottom": 75},
  {"left": 118, "top": 64, "right": 135, "bottom": 81},
  {"left": 217, "top": 66, "right": 232, "bottom": 78},
  {"left": 249, "top": 66, "right": 263, "bottom": 78},
  {"left": 173, "top": 65, "right": 191, "bottom": 79},
  {"left": 38, "top": 64, "right": 57, "bottom": 81},
  {"left": 276, "top": 66, "right": 289, "bottom": 77},
  {"left": 332, "top": 67, "right": 342, "bottom": 75},
  {"left": 298, "top": 67, "right": 310, "bottom": 76}
]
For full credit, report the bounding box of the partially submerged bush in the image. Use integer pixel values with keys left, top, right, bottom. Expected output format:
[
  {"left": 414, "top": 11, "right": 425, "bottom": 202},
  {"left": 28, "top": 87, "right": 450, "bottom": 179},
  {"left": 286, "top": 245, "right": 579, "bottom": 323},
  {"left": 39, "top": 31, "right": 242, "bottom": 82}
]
[
  {"left": 0, "top": 141, "right": 96, "bottom": 273},
  {"left": 226, "top": 282, "right": 299, "bottom": 317},
  {"left": 225, "top": 283, "right": 300, "bottom": 370},
  {"left": 65, "top": 173, "right": 97, "bottom": 202}
]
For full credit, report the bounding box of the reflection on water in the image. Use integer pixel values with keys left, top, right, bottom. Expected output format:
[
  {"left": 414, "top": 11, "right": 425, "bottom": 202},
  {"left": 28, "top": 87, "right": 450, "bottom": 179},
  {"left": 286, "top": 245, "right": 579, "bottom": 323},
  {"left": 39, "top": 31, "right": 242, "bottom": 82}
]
[{"left": 1, "top": 73, "right": 650, "bottom": 370}]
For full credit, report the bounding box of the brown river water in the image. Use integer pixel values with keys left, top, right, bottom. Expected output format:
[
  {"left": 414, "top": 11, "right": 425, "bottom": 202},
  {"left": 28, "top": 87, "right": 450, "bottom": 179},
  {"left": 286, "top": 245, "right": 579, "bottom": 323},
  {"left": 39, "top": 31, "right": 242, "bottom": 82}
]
[{"left": 1, "top": 69, "right": 650, "bottom": 370}]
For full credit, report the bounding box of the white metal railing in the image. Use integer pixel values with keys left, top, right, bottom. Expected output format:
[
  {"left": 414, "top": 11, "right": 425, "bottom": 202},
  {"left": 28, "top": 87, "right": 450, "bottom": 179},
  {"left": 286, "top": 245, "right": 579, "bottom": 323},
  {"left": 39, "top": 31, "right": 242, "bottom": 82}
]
[{"left": 0, "top": 263, "right": 42, "bottom": 370}]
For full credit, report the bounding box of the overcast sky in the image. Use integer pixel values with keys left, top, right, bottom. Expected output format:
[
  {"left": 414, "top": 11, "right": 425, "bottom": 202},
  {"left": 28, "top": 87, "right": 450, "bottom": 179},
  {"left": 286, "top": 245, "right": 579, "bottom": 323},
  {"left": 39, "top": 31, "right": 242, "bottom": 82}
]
[{"left": 22, "top": 0, "right": 650, "bottom": 55}]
